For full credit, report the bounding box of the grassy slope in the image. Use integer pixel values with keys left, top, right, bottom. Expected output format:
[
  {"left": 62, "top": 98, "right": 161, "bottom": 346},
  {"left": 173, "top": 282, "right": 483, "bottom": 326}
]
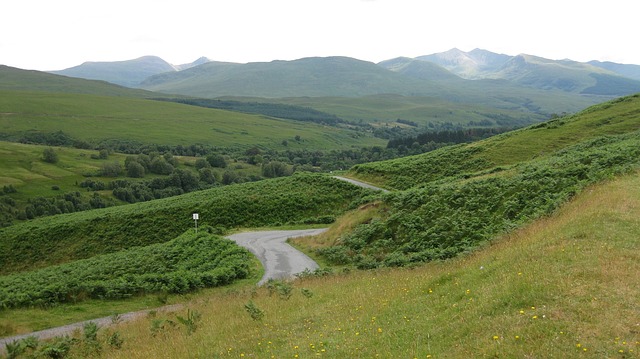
[
  {"left": 349, "top": 93, "right": 640, "bottom": 189},
  {"left": 0, "top": 65, "right": 155, "bottom": 98},
  {"left": 0, "top": 91, "right": 384, "bottom": 150},
  {"left": 68, "top": 172, "right": 639, "bottom": 358}
]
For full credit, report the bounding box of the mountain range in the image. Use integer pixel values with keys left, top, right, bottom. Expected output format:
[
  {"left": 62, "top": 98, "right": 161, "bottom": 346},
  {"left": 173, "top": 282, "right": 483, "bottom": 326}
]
[
  {"left": 0, "top": 48, "right": 635, "bottom": 128},
  {"left": 47, "top": 48, "right": 640, "bottom": 97},
  {"left": 51, "top": 56, "right": 210, "bottom": 87}
]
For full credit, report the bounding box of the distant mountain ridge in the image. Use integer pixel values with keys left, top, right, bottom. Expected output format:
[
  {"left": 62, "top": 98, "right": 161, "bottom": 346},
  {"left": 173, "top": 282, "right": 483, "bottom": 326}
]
[
  {"left": 414, "top": 48, "right": 512, "bottom": 79},
  {"left": 50, "top": 56, "right": 210, "bottom": 87},
  {"left": 140, "top": 56, "right": 448, "bottom": 98},
  {"left": 383, "top": 49, "right": 640, "bottom": 96},
  {"left": 46, "top": 50, "right": 640, "bottom": 98}
]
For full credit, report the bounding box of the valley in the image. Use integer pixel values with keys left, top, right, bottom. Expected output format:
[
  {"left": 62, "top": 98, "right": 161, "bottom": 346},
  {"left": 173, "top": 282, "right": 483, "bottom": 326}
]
[{"left": 0, "top": 51, "right": 639, "bottom": 358}]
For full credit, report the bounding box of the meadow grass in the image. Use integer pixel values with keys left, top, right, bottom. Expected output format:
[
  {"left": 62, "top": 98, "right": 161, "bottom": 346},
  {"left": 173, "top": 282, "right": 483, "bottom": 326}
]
[{"left": 55, "top": 172, "right": 640, "bottom": 358}]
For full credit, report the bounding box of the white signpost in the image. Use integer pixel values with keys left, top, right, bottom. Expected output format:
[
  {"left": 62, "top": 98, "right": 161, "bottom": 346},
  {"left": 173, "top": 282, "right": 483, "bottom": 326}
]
[{"left": 193, "top": 213, "right": 199, "bottom": 234}]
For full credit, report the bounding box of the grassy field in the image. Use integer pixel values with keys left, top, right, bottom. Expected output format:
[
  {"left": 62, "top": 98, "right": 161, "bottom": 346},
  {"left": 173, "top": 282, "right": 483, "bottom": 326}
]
[
  {"left": 39, "top": 171, "right": 638, "bottom": 358},
  {"left": 0, "top": 90, "right": 384, "bottom": 150},
  {"left": 0, "top": 141, "right": 128, "bottom": 198}
]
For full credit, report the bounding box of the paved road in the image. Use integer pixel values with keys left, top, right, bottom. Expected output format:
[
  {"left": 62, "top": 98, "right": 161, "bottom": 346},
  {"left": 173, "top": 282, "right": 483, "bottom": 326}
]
[{"left": 227, "top": 228, "right": 327, "bottom": 285}]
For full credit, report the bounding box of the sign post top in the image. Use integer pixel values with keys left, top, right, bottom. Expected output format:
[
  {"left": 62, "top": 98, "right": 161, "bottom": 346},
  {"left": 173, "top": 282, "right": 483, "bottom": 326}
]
[{"left": 192, "top": 213, "right": 199, "bottom": 220}]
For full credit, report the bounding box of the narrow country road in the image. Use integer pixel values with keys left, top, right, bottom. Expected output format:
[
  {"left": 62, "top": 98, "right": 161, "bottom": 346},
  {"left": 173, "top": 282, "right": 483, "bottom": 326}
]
[
  {"left": 227, "top": 228, "right": 327, "bottom": 285},
  {"left": 1, "top": 176, "right": 378, "bottom": 350}
]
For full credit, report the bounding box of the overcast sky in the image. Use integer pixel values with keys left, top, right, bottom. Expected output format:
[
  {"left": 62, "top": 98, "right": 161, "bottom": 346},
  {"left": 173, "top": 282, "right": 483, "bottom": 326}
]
[{"left": 1, "top": 0, "right": 637, "bottom": 71}]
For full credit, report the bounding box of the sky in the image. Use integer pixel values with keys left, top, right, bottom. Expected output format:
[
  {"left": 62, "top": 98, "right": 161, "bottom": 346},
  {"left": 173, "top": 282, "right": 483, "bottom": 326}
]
[{"left": 1, "top": 0, "right": 637, "bottom": 71}]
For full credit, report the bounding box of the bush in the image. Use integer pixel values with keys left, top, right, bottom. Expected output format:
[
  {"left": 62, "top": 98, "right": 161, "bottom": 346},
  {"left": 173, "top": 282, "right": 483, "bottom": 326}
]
[{"left": 42, "top": 147, "right": 59, "bottom": 163}]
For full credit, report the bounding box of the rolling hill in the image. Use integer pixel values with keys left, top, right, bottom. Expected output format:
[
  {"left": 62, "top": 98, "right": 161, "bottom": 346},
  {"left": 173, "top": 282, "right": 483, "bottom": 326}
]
[
  {"left": 589, "top": 59, "right": 640, "bottom": 81},
  {"left": 50, "top": 56, "right": 211, "bottom": 87},
  {"left": 349, "top": 93, "right": 640, "bottom": 190}
]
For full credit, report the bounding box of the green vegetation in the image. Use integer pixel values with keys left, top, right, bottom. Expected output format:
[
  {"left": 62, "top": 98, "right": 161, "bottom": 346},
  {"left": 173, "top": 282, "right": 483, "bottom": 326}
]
[
  {"left": 325, "top": 132, "right": 640, "bottom": 267},
  {"left": 0, "top": 231, "right": 251, "bottom": 308},
  {"left": 0, "top": 173, "right": 372, "bottom": 274},
  {"left": 23, "top": 172, "right": 637, "bottom": 358}
]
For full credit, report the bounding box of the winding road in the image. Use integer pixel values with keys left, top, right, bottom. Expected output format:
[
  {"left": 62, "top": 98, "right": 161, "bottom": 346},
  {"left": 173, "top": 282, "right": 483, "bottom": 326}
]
[{"left": 0, "top": 176, "right": 385, "bottom": 349}]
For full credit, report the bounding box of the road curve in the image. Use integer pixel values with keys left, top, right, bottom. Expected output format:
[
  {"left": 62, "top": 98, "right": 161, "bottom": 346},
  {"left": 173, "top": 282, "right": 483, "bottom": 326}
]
[{"left": 227, "top": 228, "right": 327, "bottom": 285}]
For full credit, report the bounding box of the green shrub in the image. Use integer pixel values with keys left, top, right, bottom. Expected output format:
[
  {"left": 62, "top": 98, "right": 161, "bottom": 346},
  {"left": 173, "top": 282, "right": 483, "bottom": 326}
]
[{"left": 0, "top": 233, "right": 252, "bottom": 308}]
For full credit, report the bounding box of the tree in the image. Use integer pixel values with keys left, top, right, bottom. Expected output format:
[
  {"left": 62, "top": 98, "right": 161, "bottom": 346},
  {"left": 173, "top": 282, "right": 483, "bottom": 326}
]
[
  {"left": 42, "top": 147, "right": 59, "bottom": 163},
  {"left": 199, "top": 168, "right": 217, "bottom": 184},
  {"left": 262, "top": 161, "right": 292, "bottom": 178},
  {"left": 126, "top": 161, "right": 146, "bottom": 178},
  {"left": 195, "top": 158, "right": 210, "bottom": 169},
  {"left": 206, "top": 154, "right": 227, "bottom": 168},
  {"left": 150, "top": 157, "right": 174, "bottom": 175},
  {"left": 101, "top": 162, "right": 122, "bottom": 177}
]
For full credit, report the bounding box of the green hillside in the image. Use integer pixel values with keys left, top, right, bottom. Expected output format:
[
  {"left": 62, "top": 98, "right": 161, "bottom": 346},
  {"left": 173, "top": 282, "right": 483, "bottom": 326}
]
[
  {"left": 0, "top": 66, "right": 155, "bottom": 98},
  {"left": 52, "top": 172, "right": 638, "bottom": 358},
  {"left": 1, "top": 93, "right": 639, "bottom": 358},
  {"left": 0, "top": 173, "right": 371, "bottom": 275},
  {"left": 350, "top": 94, "right": 640, "bottom": 189},
  {"left": 0, "top": 90, "right": 383, "bottom": 150}
]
